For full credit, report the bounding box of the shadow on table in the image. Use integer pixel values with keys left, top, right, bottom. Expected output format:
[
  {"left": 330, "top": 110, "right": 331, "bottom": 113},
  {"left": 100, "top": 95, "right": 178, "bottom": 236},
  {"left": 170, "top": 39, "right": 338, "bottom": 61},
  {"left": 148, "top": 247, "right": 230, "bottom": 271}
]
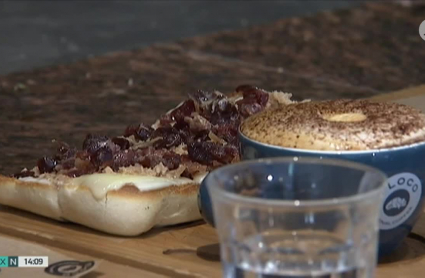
[
  {"left": 0, "top": 204, "right": 205, "bottom": 240},
  {"left": 379, "top": 233, "right": 425, "bottom": 265},
  {"left": 81, "top": 271, "right": 103, "bottom": 278},
  {"left": 141, "top": 220, "right": 206, "bottom": 239},
  {"left": 196, "top": 243, "right": 220, "bottom": 262},
  {"left": 193, "top": 233, "right": 425, "bottom": 265}
]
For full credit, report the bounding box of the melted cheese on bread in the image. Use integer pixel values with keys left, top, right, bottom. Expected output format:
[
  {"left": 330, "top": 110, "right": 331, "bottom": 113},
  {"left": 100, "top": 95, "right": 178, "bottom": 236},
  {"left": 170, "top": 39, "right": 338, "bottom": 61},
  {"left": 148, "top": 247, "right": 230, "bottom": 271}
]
[{"left": 20, "top": 172, "right": 207, "bottom": 200}]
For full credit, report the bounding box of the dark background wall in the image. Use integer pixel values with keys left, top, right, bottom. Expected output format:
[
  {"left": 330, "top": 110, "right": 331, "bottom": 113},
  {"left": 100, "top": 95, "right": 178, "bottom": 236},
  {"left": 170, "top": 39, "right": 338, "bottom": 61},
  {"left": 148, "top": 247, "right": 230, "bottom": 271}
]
[{"left": 0, "top": 1, "right": 360, "bottom": 75}]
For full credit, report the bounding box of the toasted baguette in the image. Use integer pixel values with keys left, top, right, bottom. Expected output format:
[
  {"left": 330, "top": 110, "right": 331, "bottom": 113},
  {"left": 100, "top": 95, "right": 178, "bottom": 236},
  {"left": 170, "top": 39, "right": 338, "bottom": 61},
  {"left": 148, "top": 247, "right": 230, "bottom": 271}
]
[{"left": 0, "top": 175, "right": 200, "bottom": 236}]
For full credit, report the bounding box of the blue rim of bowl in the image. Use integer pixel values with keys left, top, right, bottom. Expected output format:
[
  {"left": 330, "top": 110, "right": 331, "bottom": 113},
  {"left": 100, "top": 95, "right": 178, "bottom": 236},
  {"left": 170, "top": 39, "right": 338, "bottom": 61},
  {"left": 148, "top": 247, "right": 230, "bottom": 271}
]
[
  {"left": 205, "top": 156, "right": 387, "bottom": 208},
  {"left": 238, "top": 126, "right": 425, "bottom": 155}
]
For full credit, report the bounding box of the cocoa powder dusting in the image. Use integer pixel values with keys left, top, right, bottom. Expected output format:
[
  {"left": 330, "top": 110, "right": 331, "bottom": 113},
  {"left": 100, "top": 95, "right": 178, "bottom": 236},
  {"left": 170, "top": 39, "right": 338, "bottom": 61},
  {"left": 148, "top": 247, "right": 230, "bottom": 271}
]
[{"left": 241, "top": 99, "right": 425, "bottom": 151}]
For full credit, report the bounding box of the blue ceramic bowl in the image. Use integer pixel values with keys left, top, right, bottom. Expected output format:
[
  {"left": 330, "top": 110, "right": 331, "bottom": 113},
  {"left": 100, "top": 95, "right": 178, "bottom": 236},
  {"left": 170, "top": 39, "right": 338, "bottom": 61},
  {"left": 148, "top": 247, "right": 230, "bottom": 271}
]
[{"left": 199, "top": 130, "right": 425, "bottom": 257}]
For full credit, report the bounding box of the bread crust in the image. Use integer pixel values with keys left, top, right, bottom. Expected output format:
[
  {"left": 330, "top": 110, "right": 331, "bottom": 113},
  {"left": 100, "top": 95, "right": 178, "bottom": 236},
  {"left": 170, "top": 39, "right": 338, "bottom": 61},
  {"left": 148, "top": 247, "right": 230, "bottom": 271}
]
[
  {"left": 0, "top": 175, "right": 201, "bottom": 236},
  {"left": 0, "top": 175, "right": 63, "bottom": 220}
]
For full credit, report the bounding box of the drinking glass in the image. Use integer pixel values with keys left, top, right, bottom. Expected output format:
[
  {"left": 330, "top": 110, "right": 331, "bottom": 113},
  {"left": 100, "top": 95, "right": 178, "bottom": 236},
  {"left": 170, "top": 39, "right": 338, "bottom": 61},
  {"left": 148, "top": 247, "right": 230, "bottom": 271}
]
[{"left": 204, "top": 157, "right": 386, "bottom": 278}]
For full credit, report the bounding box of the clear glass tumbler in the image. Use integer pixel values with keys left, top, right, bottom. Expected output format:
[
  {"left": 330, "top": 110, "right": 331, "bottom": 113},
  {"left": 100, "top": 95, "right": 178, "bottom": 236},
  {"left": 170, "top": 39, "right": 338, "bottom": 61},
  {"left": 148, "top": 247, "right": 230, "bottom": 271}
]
[{"left": 205, "top": 157, "right": 386, "bottom": 278}]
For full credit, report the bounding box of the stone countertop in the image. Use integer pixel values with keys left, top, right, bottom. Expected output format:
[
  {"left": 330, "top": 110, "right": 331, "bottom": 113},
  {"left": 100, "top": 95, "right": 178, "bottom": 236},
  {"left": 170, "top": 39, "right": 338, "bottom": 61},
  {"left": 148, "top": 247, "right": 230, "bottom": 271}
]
[
  {"left": 0, "top": 3, "right": 424, "bottom": 175},
  {"left": 176, "top": 3, "right": 425, "bottom": 92}
]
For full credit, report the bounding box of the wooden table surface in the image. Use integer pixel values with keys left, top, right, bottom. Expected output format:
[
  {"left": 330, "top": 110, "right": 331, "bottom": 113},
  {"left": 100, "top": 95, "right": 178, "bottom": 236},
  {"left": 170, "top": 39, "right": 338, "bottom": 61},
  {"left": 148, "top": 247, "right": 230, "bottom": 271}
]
[
  {"left": 0, "top": 3, "right": 425, "bottom": 277},
  {"left": 0, "top": 233, "right": 163, "bottom": 278},
  {"left": 0, "top": 202, "right": 423, "bottom": 278}
]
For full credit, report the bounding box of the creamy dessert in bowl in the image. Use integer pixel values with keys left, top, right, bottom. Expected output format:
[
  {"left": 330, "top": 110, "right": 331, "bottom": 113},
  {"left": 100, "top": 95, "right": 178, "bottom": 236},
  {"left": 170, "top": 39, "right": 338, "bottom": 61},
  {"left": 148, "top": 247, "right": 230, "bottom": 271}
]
[{"left": 238, "top": 99, "right": 425, "bottom": 256}]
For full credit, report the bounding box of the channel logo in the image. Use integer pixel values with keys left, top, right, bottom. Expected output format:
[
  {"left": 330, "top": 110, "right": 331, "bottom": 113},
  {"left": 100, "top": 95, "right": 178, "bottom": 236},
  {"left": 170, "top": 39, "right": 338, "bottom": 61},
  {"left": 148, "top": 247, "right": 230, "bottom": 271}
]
[
  {"left": 0, "top": 256, "right": 48, "bottom": 268},
  {"left": 420, "top": 20, "right": 425, "bottom": 41}
]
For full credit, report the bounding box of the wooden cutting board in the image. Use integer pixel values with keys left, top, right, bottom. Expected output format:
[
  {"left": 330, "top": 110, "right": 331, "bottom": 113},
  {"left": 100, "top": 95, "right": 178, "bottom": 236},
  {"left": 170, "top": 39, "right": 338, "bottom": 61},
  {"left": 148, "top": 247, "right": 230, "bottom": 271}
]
[{"left": 1, "top": 85, "right": 425, "bottom": 278}]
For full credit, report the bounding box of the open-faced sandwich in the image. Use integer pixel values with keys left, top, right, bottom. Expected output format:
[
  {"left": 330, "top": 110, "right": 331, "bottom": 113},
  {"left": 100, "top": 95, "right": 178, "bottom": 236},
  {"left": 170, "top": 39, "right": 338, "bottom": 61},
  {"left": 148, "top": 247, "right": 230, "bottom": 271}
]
[{"left": 0, "top": 85, "right": 298, "bottom": 235}]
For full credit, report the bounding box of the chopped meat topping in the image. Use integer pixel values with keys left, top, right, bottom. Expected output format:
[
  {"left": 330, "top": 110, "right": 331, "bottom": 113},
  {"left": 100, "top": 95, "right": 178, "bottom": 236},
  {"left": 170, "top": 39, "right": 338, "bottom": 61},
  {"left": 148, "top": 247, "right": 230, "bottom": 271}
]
[
  {"left": 187, "top": 141, "right": 239, "bottom": 165},
  {"left": 111, "top": 137, "right": 130, "bottom": 150},
  {"left": 15, "top": 85, "right": 290, "bottom": 180},
  {"left": 37, "top": 157, "right": 57, "bottom": 174},
  {"left": 236, "top": 85, "right": 269, "bottom": 117},
  {"left": 124, "top": 123, "right": 153, "bottom": 141}
]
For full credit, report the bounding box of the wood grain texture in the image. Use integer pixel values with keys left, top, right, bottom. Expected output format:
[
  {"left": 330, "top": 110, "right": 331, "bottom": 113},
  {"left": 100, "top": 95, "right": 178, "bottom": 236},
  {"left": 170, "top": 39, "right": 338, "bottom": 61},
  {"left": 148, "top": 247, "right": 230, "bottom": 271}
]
[
  {"left": 0, "top": 206, "right": 220, "bottom": 278},
  {"left": 0, "top": 234, "right": 164, "bottom": 278},
  {"left": 0, "top": 204, "right": 424, "bottom": 278}
]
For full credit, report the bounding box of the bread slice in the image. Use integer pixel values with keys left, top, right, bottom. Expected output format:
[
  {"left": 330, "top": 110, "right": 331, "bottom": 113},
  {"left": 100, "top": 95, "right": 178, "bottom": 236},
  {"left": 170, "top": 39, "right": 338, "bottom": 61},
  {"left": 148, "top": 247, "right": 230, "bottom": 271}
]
[
  {"left": 0, "top": 174, "right": 201, "bottom": 236},
  {"left": 0, "top": 175, "right": 62, "bottom": 220}
]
